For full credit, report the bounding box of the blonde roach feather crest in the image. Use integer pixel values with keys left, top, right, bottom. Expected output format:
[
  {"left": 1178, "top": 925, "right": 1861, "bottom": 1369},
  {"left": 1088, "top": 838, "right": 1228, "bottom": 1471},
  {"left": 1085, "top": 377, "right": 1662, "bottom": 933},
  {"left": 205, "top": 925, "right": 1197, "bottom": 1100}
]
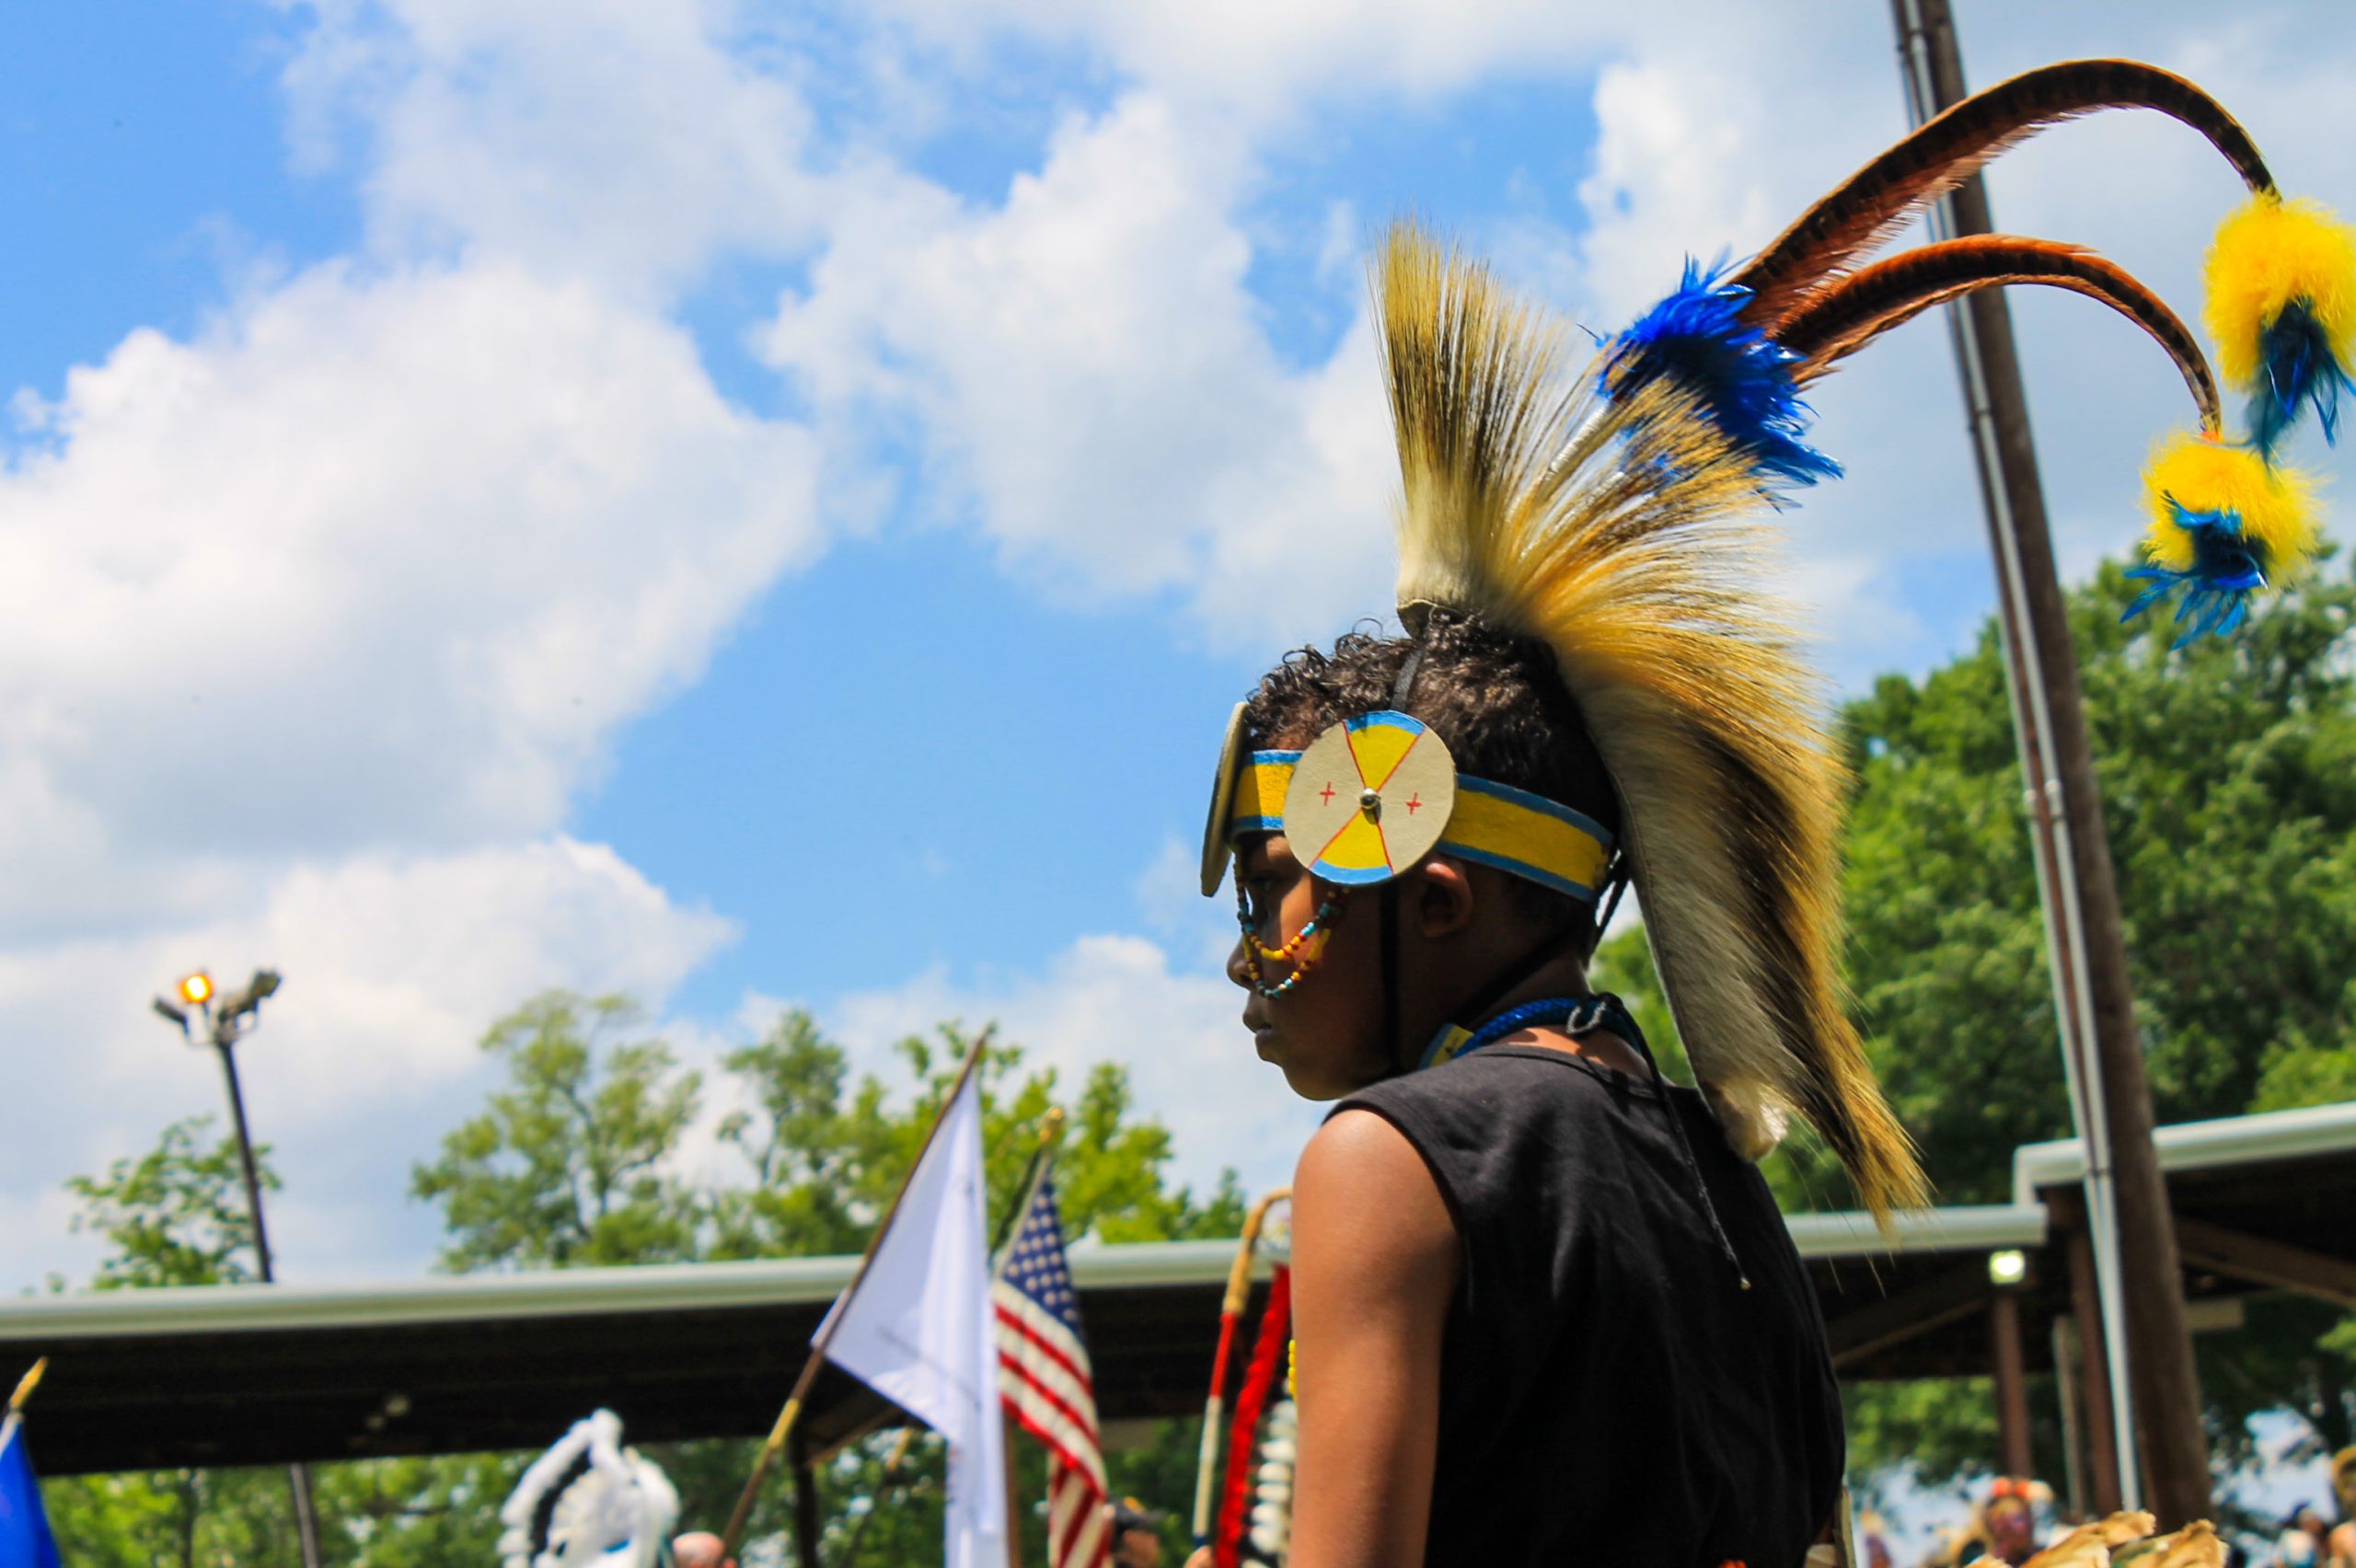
[{"left": 1377, "top": 222, "right": 1926, "bottom": 1221}]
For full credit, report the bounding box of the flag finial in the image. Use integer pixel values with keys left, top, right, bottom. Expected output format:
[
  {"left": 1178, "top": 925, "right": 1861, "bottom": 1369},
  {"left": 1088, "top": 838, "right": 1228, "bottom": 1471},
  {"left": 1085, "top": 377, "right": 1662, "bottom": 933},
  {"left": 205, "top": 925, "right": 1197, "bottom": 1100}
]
[{"left": 7, "top": 1359, "right": 45, "bottom": 1417}]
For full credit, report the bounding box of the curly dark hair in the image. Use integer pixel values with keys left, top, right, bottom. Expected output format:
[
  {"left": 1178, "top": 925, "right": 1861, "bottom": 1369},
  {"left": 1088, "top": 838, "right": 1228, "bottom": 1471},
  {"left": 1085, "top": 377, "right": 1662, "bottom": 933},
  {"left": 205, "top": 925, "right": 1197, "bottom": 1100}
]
[{"left": 1240, "top": 606, "right": 1622, "bottom": 947}]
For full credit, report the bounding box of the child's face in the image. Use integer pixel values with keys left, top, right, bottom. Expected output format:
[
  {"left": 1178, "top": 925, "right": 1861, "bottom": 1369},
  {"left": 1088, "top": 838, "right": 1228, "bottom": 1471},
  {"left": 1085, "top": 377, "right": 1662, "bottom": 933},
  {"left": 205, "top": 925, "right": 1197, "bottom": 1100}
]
[{"left": 1225, "top": 833, "right": 1392, "bottom": 1099}]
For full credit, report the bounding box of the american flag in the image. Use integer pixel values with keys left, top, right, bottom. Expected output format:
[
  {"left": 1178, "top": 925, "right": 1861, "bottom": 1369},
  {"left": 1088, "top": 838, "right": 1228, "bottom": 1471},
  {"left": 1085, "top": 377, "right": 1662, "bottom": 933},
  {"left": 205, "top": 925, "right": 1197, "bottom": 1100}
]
[{"left": 995, "top": 1172, "right": 1110, "bottom": 1568}]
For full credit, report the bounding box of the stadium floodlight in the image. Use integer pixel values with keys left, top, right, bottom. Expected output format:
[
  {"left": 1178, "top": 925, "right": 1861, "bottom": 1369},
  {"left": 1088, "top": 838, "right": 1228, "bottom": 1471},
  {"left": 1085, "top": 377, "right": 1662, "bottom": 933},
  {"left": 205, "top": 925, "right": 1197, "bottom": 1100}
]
[{"left": 214, "top": 969, "right": 283, "bottom": 1024}]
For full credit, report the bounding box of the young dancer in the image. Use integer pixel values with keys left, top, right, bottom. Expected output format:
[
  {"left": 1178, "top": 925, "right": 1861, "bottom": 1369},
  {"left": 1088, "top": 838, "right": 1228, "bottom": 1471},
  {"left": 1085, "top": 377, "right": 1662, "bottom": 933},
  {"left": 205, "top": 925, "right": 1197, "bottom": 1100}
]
[{"left": 1198, "top": 58, "right": 2350, "bottom": 1568}]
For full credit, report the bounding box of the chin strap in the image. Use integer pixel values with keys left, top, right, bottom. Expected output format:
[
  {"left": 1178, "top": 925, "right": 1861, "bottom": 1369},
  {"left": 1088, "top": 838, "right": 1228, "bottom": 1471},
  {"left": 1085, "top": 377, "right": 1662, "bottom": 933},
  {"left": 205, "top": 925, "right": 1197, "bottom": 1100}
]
[
  {"left": 1593, "top": 847, "right": 1631, "bottom": 933},
  {"left": 1380, "top": 644, "right": 1429, "bottom": 1072},
  {"left": 1413, "top": 929, "right": 1584, "bottom": 1070},
  {"left": 1380, "top": 881, "right": 1403, "bottom": 1070}
]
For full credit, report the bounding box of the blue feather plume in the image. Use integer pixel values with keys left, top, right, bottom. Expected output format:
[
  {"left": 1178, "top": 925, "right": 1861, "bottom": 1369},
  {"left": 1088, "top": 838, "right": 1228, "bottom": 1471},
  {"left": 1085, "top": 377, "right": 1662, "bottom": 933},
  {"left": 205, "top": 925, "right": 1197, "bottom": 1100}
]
[
  {"left": 2122, "top": 499, "right": 2270, "bottom": 647},
  {"left": 1603, "top": 260, "right": 1841, "bottom": 489},
  {"left": 2250, "top": 298, "right": 2352, "bottom": 458}
]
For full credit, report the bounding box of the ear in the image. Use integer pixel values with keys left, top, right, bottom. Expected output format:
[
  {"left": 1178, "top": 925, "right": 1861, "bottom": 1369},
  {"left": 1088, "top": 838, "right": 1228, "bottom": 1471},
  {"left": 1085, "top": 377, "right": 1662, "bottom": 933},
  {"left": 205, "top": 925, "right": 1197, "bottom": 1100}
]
[{"left": 1410, "top": 855, "right": 1478, "bottom": 939}]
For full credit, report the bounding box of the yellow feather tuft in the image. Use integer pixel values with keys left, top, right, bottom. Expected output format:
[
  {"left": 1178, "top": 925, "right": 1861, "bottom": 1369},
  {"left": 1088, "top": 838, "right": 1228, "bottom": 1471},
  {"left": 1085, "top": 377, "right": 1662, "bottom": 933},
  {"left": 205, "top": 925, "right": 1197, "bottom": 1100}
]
[
  {"left": 2201, "top": 192, "right": 2356, "bottom": 390},
  {"left": 2141, "top": 429, "right": 2318, "bottom": 578}
]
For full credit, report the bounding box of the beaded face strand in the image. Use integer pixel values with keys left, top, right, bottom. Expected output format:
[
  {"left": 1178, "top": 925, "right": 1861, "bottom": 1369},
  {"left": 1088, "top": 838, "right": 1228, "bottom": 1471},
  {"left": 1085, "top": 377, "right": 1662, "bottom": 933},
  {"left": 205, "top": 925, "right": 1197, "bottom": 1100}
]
[{"left": 1235, "top": 882, "right": 1345, "bottom": 998}]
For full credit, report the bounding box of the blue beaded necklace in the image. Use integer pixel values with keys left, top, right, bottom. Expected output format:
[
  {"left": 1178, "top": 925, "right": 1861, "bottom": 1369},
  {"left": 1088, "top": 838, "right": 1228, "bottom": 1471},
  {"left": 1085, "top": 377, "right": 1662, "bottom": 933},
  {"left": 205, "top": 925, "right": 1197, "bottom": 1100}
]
[{"left": 1453, "top": 994, "right": 1640, "bottom": 1058}]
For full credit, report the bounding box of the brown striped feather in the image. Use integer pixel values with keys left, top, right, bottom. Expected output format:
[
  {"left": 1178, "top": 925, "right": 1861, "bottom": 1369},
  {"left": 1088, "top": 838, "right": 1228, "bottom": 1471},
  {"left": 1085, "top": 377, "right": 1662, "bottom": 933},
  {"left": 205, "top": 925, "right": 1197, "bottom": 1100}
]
[
  {"left": 1736, "top": 59, "right": 2270, "bottom": 330},
  {"left": 1776, "top": 236, "right": 2219, "bottom": 431}
]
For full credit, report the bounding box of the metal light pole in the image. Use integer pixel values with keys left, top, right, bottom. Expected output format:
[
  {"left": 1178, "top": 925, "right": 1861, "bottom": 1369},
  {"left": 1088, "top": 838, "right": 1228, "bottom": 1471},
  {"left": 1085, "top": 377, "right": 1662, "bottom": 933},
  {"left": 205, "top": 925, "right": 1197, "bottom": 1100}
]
[
  {"left": 1887, "top": 0, "right": 2212, "bottom": 1523},
  {"left": 153, "top": 968, "right": 327, "bottom": 1568}
]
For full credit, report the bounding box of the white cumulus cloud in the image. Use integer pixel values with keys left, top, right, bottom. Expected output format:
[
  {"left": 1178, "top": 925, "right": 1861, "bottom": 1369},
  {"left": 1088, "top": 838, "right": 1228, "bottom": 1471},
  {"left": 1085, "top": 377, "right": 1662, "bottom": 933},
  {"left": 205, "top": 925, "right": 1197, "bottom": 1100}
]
[
  {"left": 279, "top": 0, "right": 826, "bottom": 297},
  {"left": 762, "top": 92, "right": 1395, "bottom": 647},
  {"left": 0, "top": 259, "right": 819, "bottom": 937}
]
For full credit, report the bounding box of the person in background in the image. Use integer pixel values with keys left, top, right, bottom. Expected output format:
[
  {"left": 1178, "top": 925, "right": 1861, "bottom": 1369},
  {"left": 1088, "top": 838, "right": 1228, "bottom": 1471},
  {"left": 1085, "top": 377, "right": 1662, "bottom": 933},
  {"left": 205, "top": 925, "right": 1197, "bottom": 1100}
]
[
  {"left": 1983, "top": 1482, "right": 2041, "bottom": 1566},
  {"left": 673, "top": 1530, "right": 736, "bottom": 1568},
  {"left": 2329, "top": 1448, "right": 2356, "bottom": 1568},
  {"left": 1857, "top": 1515, "right": 1893, "bottom": 1568},
  {"left": 2278, "top": 1505, "right": 2329, "bottom": 1568},
  {"left": 1929, "top": 1478, "right": 2048, "bottom": 1567},
  {"left": 1111, "top": 1496, "right": 1166, "bottom": 1568}
]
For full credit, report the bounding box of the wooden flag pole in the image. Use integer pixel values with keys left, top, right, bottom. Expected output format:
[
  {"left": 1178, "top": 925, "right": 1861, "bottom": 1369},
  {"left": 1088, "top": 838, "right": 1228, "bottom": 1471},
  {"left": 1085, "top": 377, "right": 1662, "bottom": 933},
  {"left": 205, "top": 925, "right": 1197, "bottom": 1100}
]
[
  {"left": 994, "top": 1109, "right": 1065, "bottom": 1568},
  {"left": 991, "top": 1107, "right": 1067, "bottom": 1265},
  {"left": 1191, "top": 1189, "right": 1288, "bottom": 1545},
  {"left": 8, "top": 1357, "right": 45, "bottom": 1416},
  {"left": 836, "top": 1106, "right": 1068, "bottom": 1568},
  {"left": 718, "top": 1026, "right": 997, "bottom": 1562}
]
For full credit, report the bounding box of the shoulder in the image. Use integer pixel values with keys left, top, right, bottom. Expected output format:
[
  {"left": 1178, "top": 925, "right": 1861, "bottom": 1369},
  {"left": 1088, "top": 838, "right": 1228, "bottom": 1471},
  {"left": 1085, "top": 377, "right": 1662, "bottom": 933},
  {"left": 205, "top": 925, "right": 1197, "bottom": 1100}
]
[
  {"left": 1344, "top": 1050, "right": 1634, "bottom": 1158},
  {"left": 1298, "top": 1109, "right": 1449, "bottom": 1223},
  {"left": 1294, "top": 1110, "right": 1457, "bottom": 1276}
]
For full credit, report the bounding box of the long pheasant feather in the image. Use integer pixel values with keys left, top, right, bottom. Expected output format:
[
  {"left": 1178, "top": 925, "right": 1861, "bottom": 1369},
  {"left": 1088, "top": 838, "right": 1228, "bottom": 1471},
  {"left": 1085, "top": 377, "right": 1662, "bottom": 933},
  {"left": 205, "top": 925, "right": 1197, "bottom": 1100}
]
[
  {"left": 1737, "top": 59, "right": 2270, "bottom": 329},
  {"left": 1776, "top": 235, "right": 2219, "bottom": 430}
]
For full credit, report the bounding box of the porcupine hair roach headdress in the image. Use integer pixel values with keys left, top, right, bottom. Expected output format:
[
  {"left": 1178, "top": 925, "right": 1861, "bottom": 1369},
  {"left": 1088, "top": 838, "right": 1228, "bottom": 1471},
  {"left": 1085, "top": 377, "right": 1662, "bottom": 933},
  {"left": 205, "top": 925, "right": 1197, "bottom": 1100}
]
[{"left": 1376, "top": 59, "right": 2351, "bottom": 1219}]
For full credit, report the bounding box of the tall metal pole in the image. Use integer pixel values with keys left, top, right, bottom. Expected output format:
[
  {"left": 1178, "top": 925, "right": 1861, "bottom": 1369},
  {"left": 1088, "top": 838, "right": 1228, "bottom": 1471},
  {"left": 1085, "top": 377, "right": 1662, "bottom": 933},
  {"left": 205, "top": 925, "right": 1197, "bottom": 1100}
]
[
  {"left": 1888, "top": 0, "right": 2211, "bottom": 1522},
  {"left": 213, "top": 1043, "right": 279, "bottom": 1284},
  {"left": 156, "top": 972, "right": 325, "bottom": 1568},
  {"left": 207, "top": 1024, "right": 327, "bottom": 1568}
]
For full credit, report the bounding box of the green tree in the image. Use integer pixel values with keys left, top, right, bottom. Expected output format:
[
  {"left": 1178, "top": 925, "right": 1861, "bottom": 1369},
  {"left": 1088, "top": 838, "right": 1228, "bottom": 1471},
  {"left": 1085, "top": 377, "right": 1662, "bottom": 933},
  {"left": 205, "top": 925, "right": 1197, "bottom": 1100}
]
[
  {"left": 411, "top": 990, "right": 706, "bottom": 1270},
  {"left": 64, "top": 1114, "right": 271, "bottom": 1288},
  {"left": 709, "top": 1012, "right": 1244, "bottom": 1263},
  {"left": 46, "top": 1118, "right": 303, "bottom": 1566},
  {"left": 1833, "top": 555, "right": 2356, "bottom": 1205}
]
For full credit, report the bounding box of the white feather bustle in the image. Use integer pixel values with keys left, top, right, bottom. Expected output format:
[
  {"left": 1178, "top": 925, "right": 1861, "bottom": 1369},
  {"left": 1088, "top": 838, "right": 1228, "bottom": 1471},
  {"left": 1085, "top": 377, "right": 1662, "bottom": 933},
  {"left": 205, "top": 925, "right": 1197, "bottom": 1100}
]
[{"left": 497, "top": 1409, "right": 680, "bottom": 1568}]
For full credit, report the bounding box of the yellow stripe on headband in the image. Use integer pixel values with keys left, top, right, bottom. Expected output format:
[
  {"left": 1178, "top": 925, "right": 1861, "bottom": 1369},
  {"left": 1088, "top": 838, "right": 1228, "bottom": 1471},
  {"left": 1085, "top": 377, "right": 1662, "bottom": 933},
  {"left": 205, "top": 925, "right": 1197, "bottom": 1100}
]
[
  {"left": 1445, "top": 778, "right": 1613, "bottom": 900},
  {"left": 1229, "top": 752, "right": 1612, "bottom": 902},
  {"left": 1228, "top": 750, "right": 1299, "bottom": 835}
]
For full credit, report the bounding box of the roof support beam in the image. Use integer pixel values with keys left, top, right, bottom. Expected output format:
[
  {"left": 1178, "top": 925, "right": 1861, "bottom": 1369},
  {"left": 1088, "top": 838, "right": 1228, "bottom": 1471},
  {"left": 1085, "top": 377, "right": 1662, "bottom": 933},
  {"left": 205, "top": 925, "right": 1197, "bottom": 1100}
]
[
  {"left": 2172, "top": 1218, "right": 2356, "bottom": 1310},
  {"left": 1991, "top": 1290, "right": 2033, "bottom": 1478},
  {"left": 1828, "top": 1262, "right": 1991, "bottom": 1371}
]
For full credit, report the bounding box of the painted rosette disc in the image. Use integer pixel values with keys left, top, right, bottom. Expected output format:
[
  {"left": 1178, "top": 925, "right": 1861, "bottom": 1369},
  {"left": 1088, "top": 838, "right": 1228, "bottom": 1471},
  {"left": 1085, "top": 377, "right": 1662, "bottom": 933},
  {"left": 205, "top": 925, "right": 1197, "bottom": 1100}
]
[{"left": 1279, "top": 711, "right": 1457, "bottom": 884}]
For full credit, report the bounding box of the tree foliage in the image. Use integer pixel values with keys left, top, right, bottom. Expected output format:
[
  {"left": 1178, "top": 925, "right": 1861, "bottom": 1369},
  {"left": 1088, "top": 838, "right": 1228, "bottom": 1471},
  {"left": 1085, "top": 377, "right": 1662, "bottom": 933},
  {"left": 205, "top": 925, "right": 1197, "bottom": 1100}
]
[
  {"left": 64, "top": 1114, "right": 271, "bottom": 1289},
  {"left": 1831, "top": 556, "right": 2356, "bottom": 1207},
  {"left": 1834, "top": 559, "right": 2356, "bottom": 1486},
  {"left": 46, "top": 1119, "right": 309, "bottom": 1565},
  {"left": 411, "top": 992, "right": 704, "bottom": 1270}
]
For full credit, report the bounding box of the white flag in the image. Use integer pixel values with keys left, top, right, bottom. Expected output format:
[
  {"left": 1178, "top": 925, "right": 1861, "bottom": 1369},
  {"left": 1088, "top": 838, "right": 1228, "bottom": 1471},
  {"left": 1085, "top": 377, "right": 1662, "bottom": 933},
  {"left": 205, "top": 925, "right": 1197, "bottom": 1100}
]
[{"left": 822, "top": 1070, "right": 1006, "bottom": 1568}]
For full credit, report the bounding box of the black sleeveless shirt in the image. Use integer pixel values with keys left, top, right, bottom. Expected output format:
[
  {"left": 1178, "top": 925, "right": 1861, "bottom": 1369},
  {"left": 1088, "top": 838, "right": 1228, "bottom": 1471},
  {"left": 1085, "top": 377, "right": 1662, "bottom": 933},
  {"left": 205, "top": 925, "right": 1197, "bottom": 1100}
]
[{"left": 1334, "top": 1046, "right": 1842, "bottom": 1568}]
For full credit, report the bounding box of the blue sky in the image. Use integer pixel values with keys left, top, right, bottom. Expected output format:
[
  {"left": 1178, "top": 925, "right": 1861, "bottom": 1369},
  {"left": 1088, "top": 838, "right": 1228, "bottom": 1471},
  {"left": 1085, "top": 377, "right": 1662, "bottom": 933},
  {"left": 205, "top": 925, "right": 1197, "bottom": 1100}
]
[
  {"left": 6, "top": 0, "right": 2356, "bottom": 1332},
  {"left": 2, "top": 6, "right": 333, "bottom": 391}
]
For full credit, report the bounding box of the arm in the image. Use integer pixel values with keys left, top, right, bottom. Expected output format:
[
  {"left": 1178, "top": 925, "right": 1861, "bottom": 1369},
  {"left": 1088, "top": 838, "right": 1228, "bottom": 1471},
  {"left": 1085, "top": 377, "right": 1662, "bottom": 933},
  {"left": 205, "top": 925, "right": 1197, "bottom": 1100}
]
[{"left": 1287, "top": 1108, "right": 1460, "bottom": 1568}]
